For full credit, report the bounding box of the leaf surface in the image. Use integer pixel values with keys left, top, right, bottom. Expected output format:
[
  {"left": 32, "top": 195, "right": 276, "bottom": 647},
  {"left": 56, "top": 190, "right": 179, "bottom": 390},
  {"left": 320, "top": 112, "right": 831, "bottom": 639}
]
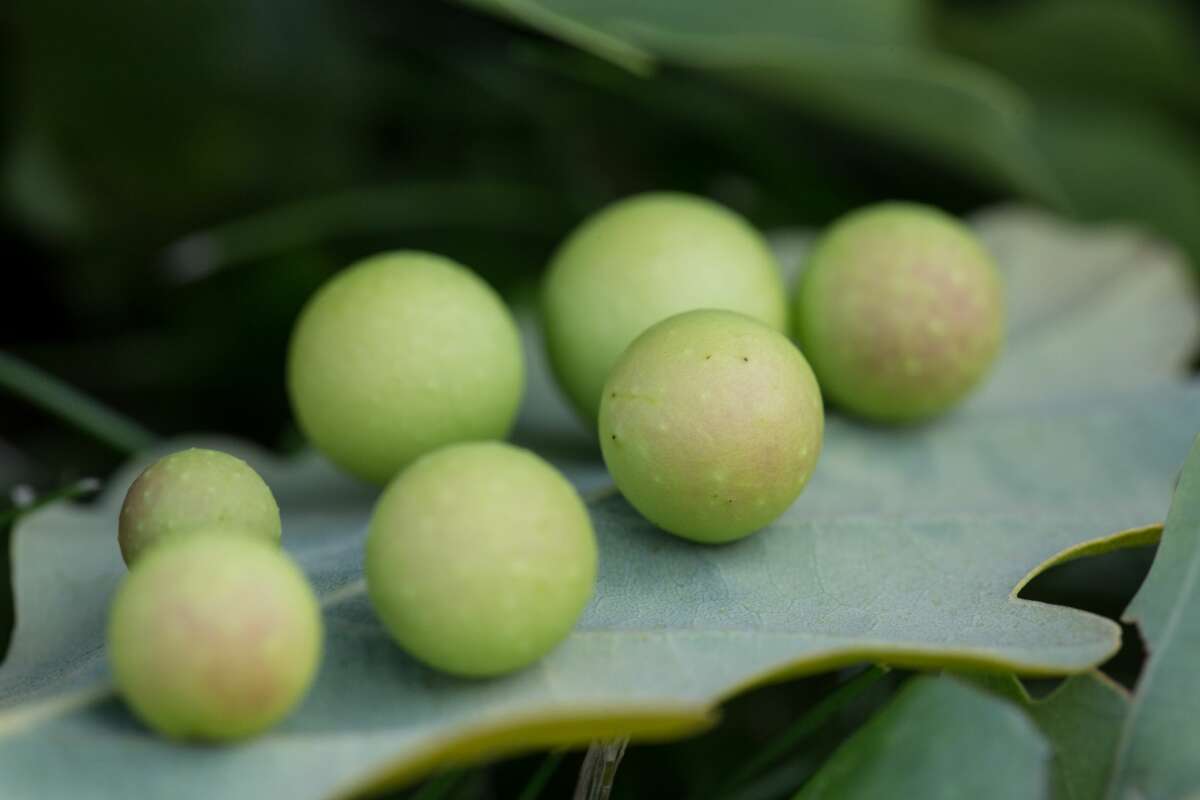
[{"left": 0, "top": 208, "right": 1196, "bottom": 799}]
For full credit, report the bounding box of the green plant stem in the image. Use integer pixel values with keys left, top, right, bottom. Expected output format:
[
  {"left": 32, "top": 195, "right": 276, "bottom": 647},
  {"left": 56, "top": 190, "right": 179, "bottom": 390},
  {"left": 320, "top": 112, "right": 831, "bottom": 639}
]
[
  {"left": 0, "top": 479, "right": 101, "bottom": 527},
  {"left": 710, "top": 665, "right": 889, "bottom": 800},
  {"left": 517, "top": 751, "right": 566, "bottom": 800},
  {"left": 0, "top": 351, "right": 155, "bottom": 455},
  {"left": 410, "top": 769, "right": 467, "bottom": 800}
]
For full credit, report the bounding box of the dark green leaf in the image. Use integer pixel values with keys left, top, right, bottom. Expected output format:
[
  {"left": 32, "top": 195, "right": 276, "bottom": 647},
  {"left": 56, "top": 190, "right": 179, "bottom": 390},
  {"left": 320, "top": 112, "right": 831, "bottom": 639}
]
[
  {"left": 713, "top": 666, "right": 888, "bottom": 799},
  {"left": 1109, "top": 437, "right": 1200, "bottom": 797},
  {"left": 793, "top": 677, "right": 1051, "bottom": 800},
  {"left": 974, "top": 673, "right": 1129, "bottom": 800},
  {"left": 1031, "top": 101, "right": 1200, "bottom": 273},
  {"left": 942, "top": 0, "right": 1200, "bottom": 121},
  {"left": 458, "top": 0, "right": 1066, "bottom": 203},
  {"left": 939, "top": 0, "right": 1200, "bottom": 272}
]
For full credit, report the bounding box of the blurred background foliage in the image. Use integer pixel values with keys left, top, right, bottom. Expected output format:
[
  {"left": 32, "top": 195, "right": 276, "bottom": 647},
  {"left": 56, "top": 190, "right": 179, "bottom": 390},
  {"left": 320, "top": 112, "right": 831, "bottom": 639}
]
[
  {"left": 2, "top": 1, "right": 1199, "bottom": 796},
  {"left": 4, "top": 0, "right": 1199, "bottom": 484}
]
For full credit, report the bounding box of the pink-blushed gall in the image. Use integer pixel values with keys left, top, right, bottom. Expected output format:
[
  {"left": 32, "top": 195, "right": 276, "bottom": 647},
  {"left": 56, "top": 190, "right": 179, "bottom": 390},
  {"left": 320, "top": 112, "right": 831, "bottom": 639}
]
[
  {"left": 600, "top": 310, "right": 823, "bottom": 543},
  {"left": 793, "top": 203, "right": 1004, "bottom": 422},
  {"left": 107, "top": 533, "right": 322, "bottom": 741}
]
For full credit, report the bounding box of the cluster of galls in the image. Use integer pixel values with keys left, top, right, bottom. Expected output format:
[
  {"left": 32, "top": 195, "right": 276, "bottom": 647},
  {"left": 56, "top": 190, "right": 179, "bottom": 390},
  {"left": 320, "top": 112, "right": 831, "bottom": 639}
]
[
  {"left": 546, "top": 195, "right": 1002, "bottom": 543},
  {"left": 106, "top": 192, "right": 1002, "bottom": 743},
  {"left": 110, "top": 449, "right": 320, "bottom": 741}
]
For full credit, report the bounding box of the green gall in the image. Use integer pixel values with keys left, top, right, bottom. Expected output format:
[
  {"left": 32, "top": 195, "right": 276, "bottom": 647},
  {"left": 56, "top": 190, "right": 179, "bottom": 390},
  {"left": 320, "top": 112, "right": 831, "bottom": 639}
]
[
  {"left": 287, "top": 251, "right": 524, "bottom": 485},
  {"left": 794, "top": 203, "right": 1005, "bottom": 422},
  {"left": 599, "top": 310, "right": 823, "bottom": 544},
  {"left": 107, "top": 533, "right": 323, "bottom": 741},
  {"left": 542, "top": 192, "right": 787, "bottom": 424},
  {"left": 365, "top": 442, "right": 597, "bottom": 677},
  {"left": 118, "top": 448, "right": 281, "bottom": 566}
]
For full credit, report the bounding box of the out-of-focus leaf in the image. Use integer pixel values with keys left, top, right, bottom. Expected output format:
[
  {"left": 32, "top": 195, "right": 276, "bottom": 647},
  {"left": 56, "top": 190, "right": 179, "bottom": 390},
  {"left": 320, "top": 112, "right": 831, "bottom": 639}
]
[
  {"left": 1109, "top": 437, "right": 1200, "bottom": 798},
  {"left": 630, "top": 29, "right": 1061, "bottom": 206},
  {"left": 938, "top": 0, "right": 1200, "bottom": 273},
  {"left": 793, "top": 677, "right": 1050, "bottom": 800},
  {"left": 975, "top": 673, "right": 1129, "bottom": 800},
  {"left": 0, "top": 208, "right": 1196, "bottom": 798},
  {"left": 508, "top": 48, "right": 865, "bottom": 225},
  {"left": 458, "top": 0, "right": 652, "bottom": 74},
  {"left": 503, "top": 0, "right": 928, "bottom": 46},
  {"left": 1, "top": 132, "right": 90, "bottom": 242},
  {"left": 942, "top": 0, "right": 1200, "bottom": 121},
  {"left": 457, "top": 0, "right": 1066, "bottom": 204},
  {"left": 1030, "top": 101, "right": 1200, "bottom": 273},
  {"left": 160, "top": 181, "right": 572, "bottom": 282},
  {"left": 5, "top": 0, "right": 365, "bottom": 239}
]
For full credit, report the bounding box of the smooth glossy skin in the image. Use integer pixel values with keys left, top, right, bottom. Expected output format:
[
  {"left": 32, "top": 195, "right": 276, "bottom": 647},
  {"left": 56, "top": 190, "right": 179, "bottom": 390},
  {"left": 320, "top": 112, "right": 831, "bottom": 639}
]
[
  {"left": 542, "top": 192, "right": 788, "bottom": 425},
  {"left": 794, "top": 203, "right": 1004, "bottom": 422},
  {"left": 118, "top": 448, "right": 281, "bottom": 566},
  {"left": 600, "top": 310, "right": 824, "bottom": 543},
  {"left": 107, "top": 534, "right": 323, "bottom": 741},
  {"left": 288, "top": 251, "right": 524, "bottom": 485},
  {"left": 366, "top": 442, "right": 597, "bottom": 677}
]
